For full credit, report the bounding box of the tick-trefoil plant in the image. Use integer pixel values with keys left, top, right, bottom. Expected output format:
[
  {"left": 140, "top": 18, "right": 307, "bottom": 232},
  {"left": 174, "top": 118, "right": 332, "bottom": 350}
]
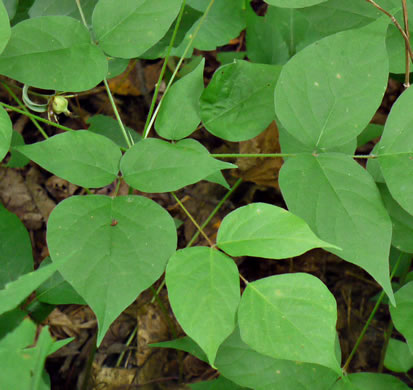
[{"left": 1, "top": 0, "right": 413, "bottom": 389}]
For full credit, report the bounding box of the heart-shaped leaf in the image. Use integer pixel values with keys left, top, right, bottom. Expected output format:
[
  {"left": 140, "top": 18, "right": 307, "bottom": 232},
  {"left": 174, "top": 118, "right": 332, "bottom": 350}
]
[
  {"left": 0, "top": 16, "right": 107, "bottom": 91},
  {"left": 121, "top": 138, "right": 235, "bottom": 193},
  {"left": 166, "top": 247, "right": 240, "bottom": 365},
  {"left": 279, "top": 153, "right": 394, "bottom": 305},
  {"left": 275, "top": 17, "right": 389, "bottom": 150},
  {"left": 238, "top": 273, "right": 341, "bottom": 373},
  {"left": 16, "top": 131, "right": 121, "bottom": 188},
  {"left": 93, "top": 0, "right": 182, "bottom": 59},
  {"left": 47, "top": 195, "right": 177, "bottom": 345},
  {"left": 217, "top": 202, "right": 338, "bottom": 259}
]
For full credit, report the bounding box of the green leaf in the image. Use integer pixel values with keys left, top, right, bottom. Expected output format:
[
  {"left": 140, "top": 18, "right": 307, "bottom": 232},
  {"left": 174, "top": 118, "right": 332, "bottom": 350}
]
[
  {"left": 331, "top": 372, "right": 410, "bottom": 390},
  {"left": 0, "top": 15, "right": 107, "bottom": 91},
  {"left": 155, "top": 58, "right": 204, "bottom": 140},
  {"left": 166, "top": 247, "right": 240, "bottom": 365},
  {"left": 16, "top": 130, "right": 121, "bottom": 188},
  {"left": 183, "top": 0, "right": 246, "bottom": 51},
  {"left": 217, "top": 202, "right": 338, "bottom": 259},
  {"left": 0, "top": 317, "right": 36, "bottom": 348},
  {"left": 2, "top": 0, "right": 18, "bottom": 20},
  {"left": 0, "top": 262, "right": 58, "bottom": 316},
  {"left": 36, "top": 257, "right": 86, "bottom": 305},
  {"left": 279, "top": 153, "right": 394, "bottom": 305},
  {"left": 390, "top": 282, "right": 413, "bottom": 354},
  {"left": 29, "top": 0, "right": 98, "bottom": 26},
  {"left": 384, "top": 338, "right": 413, "bottom": 373},
  {"left": 0, "top": 0, "right": 10, "bottom": 54},
  {"left": 0, "top": 204, "right": 33, "bottom": 289},
  {"left": 7, "top": 130, "right": 29, "bottom": 168},
  {"left": 200, "top": 60, "right": 281, "bottom": 142},
  {"left": 357, "top": 123, "right": 383, "bottom": 147},
  {"left": 215, "top": 327, "right": 339, "bottom": 390},
  {"left": 378, "top": 86, "right": 413, "bottom": 216},
  {"left": 92, "top": 0, "right": 182, "bottom": 59},
  {"left": 378, "top": 183, "right": 413, "bottom": 254},
  {"left": 246, "top": 5, "right": 319, "bottom": 65},
  {"left": 0, "top": 104, "right": 12, "bottom": 161},
  {"left": 150, "top": 336, "right": 207, "bottom": 363},
  {"left": 216, "top": 51, "right": 246, "bottom": 65},
  {"left": 87, "top": 115, "right": 141, "bottom": 149},
  {"left": 107, "top": 57, "right": 129, "bottom": 79},
  {"left": 238, "top": 273, "right": 341, "bottom": 373},
  {"left": 121, "top": 138, "right": 235, "bottom": 193},
  {"left": 275, "top": 17, "right": 389, "bottom": 150},
  {"left": 264, "top": 0, "right": 328, "bottom": 7},
  {"left": 47, "top": 194, "right": 177, "bottom": 345}
]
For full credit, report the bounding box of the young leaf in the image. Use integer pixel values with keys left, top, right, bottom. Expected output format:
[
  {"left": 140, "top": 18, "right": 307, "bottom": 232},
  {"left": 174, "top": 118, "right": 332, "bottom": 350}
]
[
  {"left": 0, "top": 105, "right": 12, "bottom": 162},
  {"left": 378, "top": 86, "right": 413, "bottom": 216},
  {"left": 331, "top": 372, "right": 410, "bottom": 390},
  {"left": 275, "top": 17, "right": 389, "bottom": 150},
  {"left": 29, "top": 0, "right": 98, "bottom": 26},
  {"left": 384, "top": 339, "right": 413, "bottom": 373},
  {"left": 264, "top": 0, "right": 328, "bottom": 7},
  {"left": 215, "top": 328, "right": 339, "bottom": 390},
  {"left": 279, "top": 153, "right": 394, "bottom": 305},
  {"left": 16, "top": 131, "right": 121, "bottom": 188},
  {"left": 121, "top": 138, "right": 235, "bottom": 193},
  {"left": 155, "top": 58, "right": 205, "bottom": 140},
  {"left": 0, "top": 0, "right": 11, "bottom": 54},
  {"left": 92, "top": 0, "right": 182, "bottom": 59},
  {"left": 238, "top": 273, "right": 341, "bottom": 374},
  {"left": 47, "top": 195, "right": 177, "bottom": 345},
  {"left": 0, "top": 204, "right": 33, "bottom": 289},
  {"left": 0, "top": 16, "right": 107, "bottom": 92},
  {"left": 390, "top": 282, "right": 413, "bottom": 354},
  {"left": 378, "top": 183, "right": 413, "bottom": 254},
  {"left": 216, "top": 202, "right": 338, "bottom": 259},
  {"left": 0, "top": 262, "right": 58, "bottom": 316},
  {"left": 200, "top": 60, "right": 281, "bottom": 142},
  {"left": 165, "top": 247, "right": 240, "bottom": 366}
]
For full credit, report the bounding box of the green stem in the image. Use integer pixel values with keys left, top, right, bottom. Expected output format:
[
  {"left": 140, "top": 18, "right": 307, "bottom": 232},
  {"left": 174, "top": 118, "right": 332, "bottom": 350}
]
[
  {"left": 171, "top": 191, "right": 213, "bottom": 247},
  {"left": 0, "top": 102, "right": 73, "bottom": 133},
  {"left": 143, "top": 0, "right": 216, "bottom": 139},
  {"left": 142, "top": 0, "right": 187, "bottom": 137},
  {"left": 75, "top": 0, "right": 89, "bottom": 30},
  {"left": 342, "top": 253, "right": 404, "bottom": 372},
  {"left": 103, "top": 79, "right": 132, "bottom": 148},
  {"left": 1, "top": 82, "right": 49, "bottom": 139},
  {"left": 186, "top": 178, "right": 243, "bottom": 247}
]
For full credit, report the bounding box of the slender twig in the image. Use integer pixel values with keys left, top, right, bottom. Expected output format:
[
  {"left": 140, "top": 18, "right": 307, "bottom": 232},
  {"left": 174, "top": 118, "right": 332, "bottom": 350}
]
[
  {"left": 143, "top": 0, "right": 216, "bottom": 138},
  {"left": 0, "top": 102, "right": 73, "bottom": 132},
  {"left": 402, "top": 0, "right": 410, "bottom": 87},
  {"left": 366, "top": 0, "right": 413, "bottom": 62},
  {"left": 142, "top": 0, "right": 187, "bottom": 136},
  {"left": 342, "top": 253, "right": 404, "bottom": 372},
  {"left": 171, "top": 192, "right": 214, "bottom": 247},
  {"left": 1, "top": 82, "right": 48, "bottom": 139}
]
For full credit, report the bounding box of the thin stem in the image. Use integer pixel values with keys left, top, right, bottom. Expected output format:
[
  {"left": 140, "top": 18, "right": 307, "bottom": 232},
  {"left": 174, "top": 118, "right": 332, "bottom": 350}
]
[
  {"left": 239, "top": 273, "right": 249, "bottom": 285},
  {"left": 402, "top": 0, "right": 410, "bottom": 87},
  {"left": 143, "top": 0, "right": 216, "bottom": 139},
  {"left": 142, "top": 0, "right": 187, "bottom": 136},
  {"left": 342, "top": 253, "right": 404, "bottom": 372},
  {"left": 1, "top": 82, "right": 48, "bottom": 139},
  {"left": 171, "top": 192, "right": 214, "bottom": 247},
  {"left": 150, "top": 285, "right": 178, "bottom": 339},
  {"left": 366, "top": 0, "right": 413, "bottom": 62},
  {"left": 75, "top": 0, "right": 89, "bottom": 30},
  {"left": 0, "top": 102, "right": 73, "bottom": 133},
  {"left": 186, "top": 178, "right": 243, "bottom": 247},
  {"left": 116, "top": 326, "right": 137, "bottom": 368},
  {"left": 103, "top": 79, "right": 132, "bottom": 148},
  {"left": 112, "top": 178, "right": 122, "bottom": 198}
]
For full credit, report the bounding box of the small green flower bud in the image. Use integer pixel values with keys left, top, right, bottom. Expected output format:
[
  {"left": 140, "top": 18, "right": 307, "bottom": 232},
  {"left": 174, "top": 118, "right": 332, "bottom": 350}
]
[{"left": 52, "top": 96, "right": 70, "bottom": 115}]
